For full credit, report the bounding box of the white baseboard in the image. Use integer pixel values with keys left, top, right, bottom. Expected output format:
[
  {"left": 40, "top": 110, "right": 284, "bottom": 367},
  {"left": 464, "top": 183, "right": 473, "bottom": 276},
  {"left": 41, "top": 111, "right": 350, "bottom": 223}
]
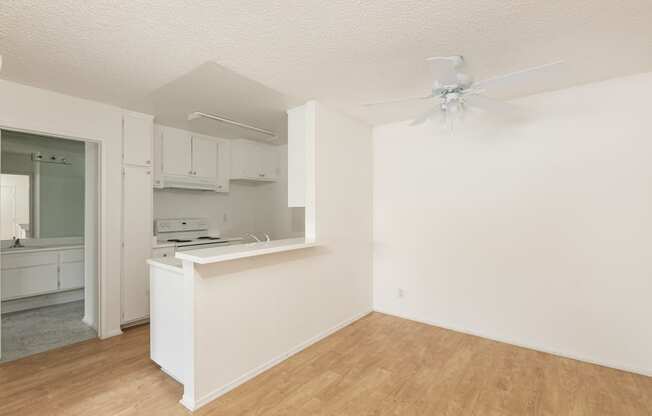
[
  {"left": 179, "top": 396, "right": 197, "bottom": 412},
  {"left": 182, "top": 309, "right": 372, "bottom": 412},
  {"left": 374, "top": 308, "right": 652, "bottom": 378}
]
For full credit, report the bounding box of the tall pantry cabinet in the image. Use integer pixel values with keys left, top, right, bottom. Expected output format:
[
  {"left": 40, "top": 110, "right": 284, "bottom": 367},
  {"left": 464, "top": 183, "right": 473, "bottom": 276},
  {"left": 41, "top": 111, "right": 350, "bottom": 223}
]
[{"left": 121, "top": 112, "right": 154, "bottom": 324}]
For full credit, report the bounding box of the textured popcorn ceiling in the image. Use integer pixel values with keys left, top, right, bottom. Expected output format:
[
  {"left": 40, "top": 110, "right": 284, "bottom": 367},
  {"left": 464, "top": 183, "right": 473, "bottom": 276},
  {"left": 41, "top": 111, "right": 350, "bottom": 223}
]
[{"left": 1, "top": 0, "right": 651, "bottom": 125}]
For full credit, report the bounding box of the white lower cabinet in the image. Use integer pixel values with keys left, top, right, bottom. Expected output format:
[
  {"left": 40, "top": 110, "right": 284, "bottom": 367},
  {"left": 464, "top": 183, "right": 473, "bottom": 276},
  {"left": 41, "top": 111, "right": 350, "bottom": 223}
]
[
  {"left": 0, "top": 248, "right": 84, "bottom": 301},
  {"left": 151, "top": 246, "right": 175, "bottom": 259},
  {"left": 122, "top": 165, "right": 153, "bottom": 324}
]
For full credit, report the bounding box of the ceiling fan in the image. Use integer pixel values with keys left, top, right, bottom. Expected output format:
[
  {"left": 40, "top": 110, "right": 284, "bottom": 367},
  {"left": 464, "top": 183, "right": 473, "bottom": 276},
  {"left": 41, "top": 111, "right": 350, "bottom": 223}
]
[{"left": 365, "top": 56, "right": 563, "bottom": 126}]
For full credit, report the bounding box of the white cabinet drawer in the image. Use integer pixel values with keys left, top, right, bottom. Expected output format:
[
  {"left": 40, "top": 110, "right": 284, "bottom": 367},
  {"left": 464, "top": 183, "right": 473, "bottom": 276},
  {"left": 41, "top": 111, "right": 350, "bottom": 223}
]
[
  {"left": 1, "top": 252, "right": 59, "bottom": 270},
  {"left": 152, "top": 247, "right": 175, "bottom": 259},
  {"left": 1, "top": 264, "right": 59, "bottom": 300}
]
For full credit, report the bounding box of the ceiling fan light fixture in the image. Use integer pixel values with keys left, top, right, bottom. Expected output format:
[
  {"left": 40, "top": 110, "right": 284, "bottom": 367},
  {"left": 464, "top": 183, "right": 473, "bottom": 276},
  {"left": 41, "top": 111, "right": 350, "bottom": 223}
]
[{"left": 363, "top": 55, "right": 563, "bottom": 129}]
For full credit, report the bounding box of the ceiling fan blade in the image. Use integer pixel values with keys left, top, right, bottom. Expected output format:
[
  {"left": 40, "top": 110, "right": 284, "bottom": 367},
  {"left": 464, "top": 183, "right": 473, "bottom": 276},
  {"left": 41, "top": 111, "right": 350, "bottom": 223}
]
[
  {"left": 426, "top": 56, "right": 465, "bottom": 86},
  {"left": 472, "top": 60, "right": 563, "bottom": 91},
  {"left": 463, "top": 94, "right": 520, "bottom": 115},
  {"left": 363, "top": 94, "right": 434, "bottom": 107},
  {"left": 410, "top": 107, "right": 442, "bottom": 126}
]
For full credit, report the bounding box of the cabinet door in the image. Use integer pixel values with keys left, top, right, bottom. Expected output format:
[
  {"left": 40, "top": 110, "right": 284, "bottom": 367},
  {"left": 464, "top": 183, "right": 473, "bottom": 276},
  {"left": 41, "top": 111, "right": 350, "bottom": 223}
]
[
  {"left": 60, "top": 262, "right": 84, "bottom": 290},
  {"left": 216, "top": 139, "right": 230, "bottom": 192},
  {"left": 161, "top": 128, "right": 192, "bottom": 177},
  {"left": 60, "top": 249, "right": 84, "bottom": 290},
  {"left": 261, "top": 145, "right": 279, "bottom": 180},
  {"left": 122, "top": 165, "right": 153, "bottom": 323},
  {"left": 123, "top": 114, "right": 153, "bottom": 167},
  {"left": 191, "top": 136, "right": 218, "bottom": 180},
  {"left": 230, "top": 139, "right": 249, "bottom": 179},
  {"left": 229, "top": 139, "right": 279, "bottom": 181}
]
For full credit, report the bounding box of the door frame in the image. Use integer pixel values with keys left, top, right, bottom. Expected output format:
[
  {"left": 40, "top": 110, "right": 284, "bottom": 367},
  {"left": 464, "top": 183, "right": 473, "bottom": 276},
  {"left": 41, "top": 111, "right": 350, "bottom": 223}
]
[{"left": 0, "top": 126, "right": 105, "bottom": 357}]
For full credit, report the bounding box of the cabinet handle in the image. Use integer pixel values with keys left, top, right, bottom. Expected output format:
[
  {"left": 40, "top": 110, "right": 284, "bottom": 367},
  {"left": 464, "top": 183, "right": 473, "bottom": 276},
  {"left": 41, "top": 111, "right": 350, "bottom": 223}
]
[
  {"left": 146, "top": 160, "right": 151, "bottom": 165},
  {"left": 189, "top": 170, "right": 193, "bottom": 175}
]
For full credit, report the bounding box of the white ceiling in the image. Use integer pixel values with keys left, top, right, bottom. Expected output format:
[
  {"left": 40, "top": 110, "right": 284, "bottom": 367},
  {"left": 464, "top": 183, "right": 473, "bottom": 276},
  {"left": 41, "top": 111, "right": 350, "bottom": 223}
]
[{"left": 1, "top": 0, "right": 651, "bottom": 126}]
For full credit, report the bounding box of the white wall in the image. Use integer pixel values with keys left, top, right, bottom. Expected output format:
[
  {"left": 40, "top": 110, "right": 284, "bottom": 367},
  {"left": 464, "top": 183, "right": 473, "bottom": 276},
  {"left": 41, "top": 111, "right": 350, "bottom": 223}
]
[
  {"left": 154, "top": 144, "right": 303, "bottom": 239},
  {"left": 187, "top": 102, "right": 373, "bottom": 406},
  {"left": 0, "top": 79, "right": 125, "bottom": 338},
  {"left": 373, "top": 72, "right": 652, "bottom": 376}
]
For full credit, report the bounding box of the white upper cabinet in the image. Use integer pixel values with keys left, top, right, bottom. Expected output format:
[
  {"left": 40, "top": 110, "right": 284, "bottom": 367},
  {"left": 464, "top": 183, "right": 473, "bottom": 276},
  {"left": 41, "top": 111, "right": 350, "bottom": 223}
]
[
  {"left": 191, "top": 135, "right": 218, "bottom": 179},
  {"left": 123, "top": 113, "right": 154, "bottom": 167},
  {"left": 216, "top": 138, "right": 230, "bottom": 192},
  {"left": 153, "top": 125, "right": 229, "bottom": 192},
  {"left": 161, "top": 127, "right": 192, "bottom": 177},
  {"left": 287, "top": 104, "right": 312, "bottom": 207},
  {"left": 230, "top": 139, "right": 279, "bottom": 181},
  {"left": 261, "top": 145, "right": 279, "bottom": 180}
]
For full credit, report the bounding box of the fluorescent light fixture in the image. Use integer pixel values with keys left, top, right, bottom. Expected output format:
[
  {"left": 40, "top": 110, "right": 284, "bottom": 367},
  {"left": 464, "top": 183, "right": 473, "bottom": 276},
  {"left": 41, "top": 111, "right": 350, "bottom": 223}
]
[{"left": 188, "top": 111, "right": 277, "bottom": 140}]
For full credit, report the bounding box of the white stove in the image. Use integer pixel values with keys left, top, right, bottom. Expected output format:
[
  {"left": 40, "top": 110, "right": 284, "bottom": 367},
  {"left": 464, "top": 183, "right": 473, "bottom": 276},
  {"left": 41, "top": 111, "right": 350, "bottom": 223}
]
[{"left": 155, "top": 218, "right": 242, "bottom": 251}]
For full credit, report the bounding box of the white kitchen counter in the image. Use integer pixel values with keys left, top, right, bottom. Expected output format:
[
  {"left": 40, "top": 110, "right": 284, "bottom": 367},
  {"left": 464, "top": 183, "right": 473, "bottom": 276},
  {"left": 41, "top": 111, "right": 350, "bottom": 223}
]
[
  {"left": 147, "top": 256, "right": 183, "bottom": 272},
  {"left": 174, "top": 238, "right": 317, "bottom": 264}
]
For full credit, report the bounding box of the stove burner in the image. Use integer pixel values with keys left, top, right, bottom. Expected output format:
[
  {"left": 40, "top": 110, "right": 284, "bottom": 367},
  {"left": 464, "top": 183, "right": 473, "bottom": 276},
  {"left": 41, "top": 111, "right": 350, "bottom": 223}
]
[
  {"left": 197, "top": 236, "right": 222, "bottom": 240},
  {"left": 167, "top": 239, "right": 192, "bottom": 243}
]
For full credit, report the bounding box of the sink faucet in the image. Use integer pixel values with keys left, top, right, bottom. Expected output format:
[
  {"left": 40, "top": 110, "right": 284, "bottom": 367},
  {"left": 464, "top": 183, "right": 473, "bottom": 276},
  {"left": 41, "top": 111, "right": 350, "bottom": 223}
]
[
  {"left": 10, "top": 237, "right": 24, "bottom": 248},
  {"left": 246, "top": 233, "right": 261, "bottom": 243},
  {"left": 264, "top": 233, "right": 271, "bottom": 242}
]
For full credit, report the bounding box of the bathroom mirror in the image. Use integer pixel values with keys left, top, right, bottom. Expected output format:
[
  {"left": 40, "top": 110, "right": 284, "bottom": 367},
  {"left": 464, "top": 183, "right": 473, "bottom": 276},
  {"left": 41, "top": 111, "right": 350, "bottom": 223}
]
[{"left": 1, "top": 130, "right": 85, "bottom": 239}]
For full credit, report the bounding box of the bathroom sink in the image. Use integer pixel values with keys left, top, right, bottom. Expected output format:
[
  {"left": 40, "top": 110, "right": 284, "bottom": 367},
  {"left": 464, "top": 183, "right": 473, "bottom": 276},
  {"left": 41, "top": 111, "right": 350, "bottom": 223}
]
[{"left": 2, "top": 245, "right": 46, "bottom": 252}]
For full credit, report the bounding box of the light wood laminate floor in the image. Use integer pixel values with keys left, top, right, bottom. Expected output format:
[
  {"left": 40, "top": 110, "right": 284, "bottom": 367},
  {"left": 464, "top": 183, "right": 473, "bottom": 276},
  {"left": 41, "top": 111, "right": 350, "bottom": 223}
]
[{"left": 0, "top": 312, "right": 650, "bottom": 415}]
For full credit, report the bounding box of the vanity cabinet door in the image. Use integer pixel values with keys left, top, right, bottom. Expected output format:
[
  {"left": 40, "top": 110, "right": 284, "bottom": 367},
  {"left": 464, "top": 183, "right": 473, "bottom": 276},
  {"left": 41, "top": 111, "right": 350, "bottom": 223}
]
[{"left": 59, "top": 249, "right": 84, "bottom": 290}]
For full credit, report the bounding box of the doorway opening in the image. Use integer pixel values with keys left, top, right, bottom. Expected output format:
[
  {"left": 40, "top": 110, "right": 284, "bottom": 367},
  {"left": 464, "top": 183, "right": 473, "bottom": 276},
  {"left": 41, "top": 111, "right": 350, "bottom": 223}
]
[{"left": 0, "top": 129, "right": 100, "bottom": 362}]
